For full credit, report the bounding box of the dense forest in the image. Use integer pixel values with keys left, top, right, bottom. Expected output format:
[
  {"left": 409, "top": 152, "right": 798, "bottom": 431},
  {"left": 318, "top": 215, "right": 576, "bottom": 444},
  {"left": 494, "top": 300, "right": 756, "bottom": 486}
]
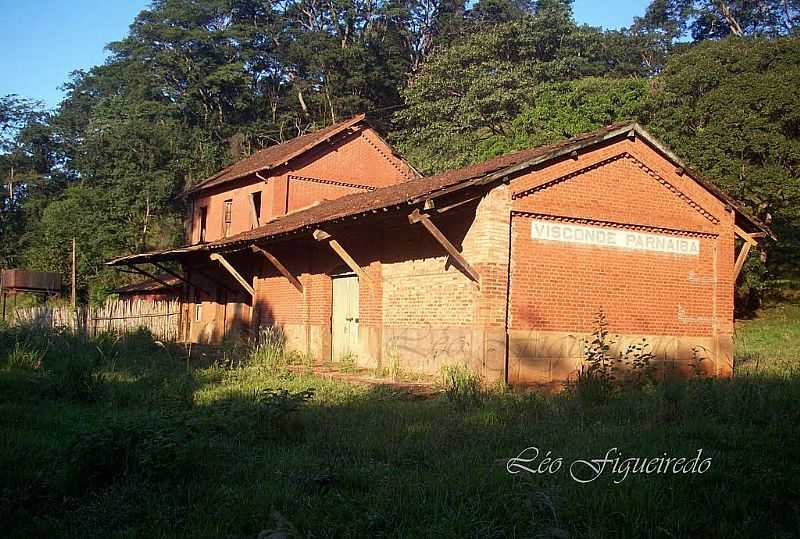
[{"left": 0, "top": 0, "right": 798, "bottom": 307}]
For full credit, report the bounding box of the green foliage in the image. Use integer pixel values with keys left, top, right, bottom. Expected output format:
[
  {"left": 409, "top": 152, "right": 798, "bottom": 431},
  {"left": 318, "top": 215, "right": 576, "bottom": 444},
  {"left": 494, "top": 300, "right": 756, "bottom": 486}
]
[
  {"left": 638, "top": 0, "right": 799, "bottom": 41},
  {"left": 568, "top": 310, "right": 656, "bottom": 404},
  {"left": 253, "top": 387, "right": 315, "bottom": 414},
  {"left": 2, "top": 309, "right": 800, "bottom": 537},
  {"left": 338, "top": 351, "right": 358, "bottom": 372},
  {"left": 67, "top": 416, "right": 197, "bottom": 493},
  {"left": 641, "top": 36, "right": 800, "bottom": 302},
  {"left": 46, "top": 339, "right": 106, "bottom": 403},
  {"left": 394, "top": 6, "right": 655, "bottom": 172},
  {"left": 477, "top": 77, "right": 649, "bottom": 160},
  {"left": 4, "top": 341, "right": 44, "bottom": 371},
  {"left": 245, "top": 326, "right": 288, "bottom": 374}
]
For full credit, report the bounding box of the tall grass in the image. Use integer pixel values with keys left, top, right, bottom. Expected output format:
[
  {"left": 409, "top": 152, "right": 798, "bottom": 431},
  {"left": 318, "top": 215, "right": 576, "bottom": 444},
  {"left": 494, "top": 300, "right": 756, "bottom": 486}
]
[{"left": 2, "top": 309, "right": 800, "bottom": 538}]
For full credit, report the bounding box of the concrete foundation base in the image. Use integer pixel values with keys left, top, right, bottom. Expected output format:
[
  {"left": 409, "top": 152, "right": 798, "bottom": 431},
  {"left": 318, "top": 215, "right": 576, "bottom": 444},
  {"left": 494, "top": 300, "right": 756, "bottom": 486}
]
[{"left": 508, "top": 329, "right": 733, "bottom": 384}]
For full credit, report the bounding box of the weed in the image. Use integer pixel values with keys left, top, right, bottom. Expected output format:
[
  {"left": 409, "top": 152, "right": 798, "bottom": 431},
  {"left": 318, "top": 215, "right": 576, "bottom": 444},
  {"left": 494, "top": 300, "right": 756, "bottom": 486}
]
[
  {"left": 5, "top": 341, "right": 44, "bottom": 370},
  {"left": 441, "top": 363, "right": 483, "bottom": 408},
  {"left": 338, "top": 351, "right": 358, "bottom": 373},
  {"left": 49, "top": 346, "right": 105, "bottom": 402},
  {"left": 67, "top": 417, "right": 195, "bottom": 492},
  {"left": 386, "top": 349, "right": 400, "bottom": 381},
  {"left": 2, "top": 307, "right": 800, "bottom": 538},
  {"left": 567, "top": 310, "right": 656, "bottom": 404},
  {"left": 246, "top": 326, "right": 288, "bottom": 374}
]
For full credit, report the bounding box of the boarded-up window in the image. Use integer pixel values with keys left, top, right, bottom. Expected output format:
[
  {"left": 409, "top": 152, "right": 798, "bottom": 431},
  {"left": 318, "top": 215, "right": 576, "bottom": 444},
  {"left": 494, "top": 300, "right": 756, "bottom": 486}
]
[
  {"left": 198, "top": 206, "right": 207, "bottom": 243},
  {"left": 249, "top": 191, "right": 262, "bottom": 229},
  {"left": 223, "top": 200, "right": 233, "bottom": 237}
]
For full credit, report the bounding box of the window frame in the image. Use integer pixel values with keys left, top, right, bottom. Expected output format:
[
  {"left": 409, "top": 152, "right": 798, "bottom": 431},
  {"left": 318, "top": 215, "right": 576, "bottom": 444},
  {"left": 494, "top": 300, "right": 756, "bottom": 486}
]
[
  {"left": 249, "top": 191, "right": 262, "bottom": 229},
  {"left": 223, "top": 199, "right": 233, "bottom": 238},
  {"left": 198, "top": 206, "right": 208, "bottom": 243}
]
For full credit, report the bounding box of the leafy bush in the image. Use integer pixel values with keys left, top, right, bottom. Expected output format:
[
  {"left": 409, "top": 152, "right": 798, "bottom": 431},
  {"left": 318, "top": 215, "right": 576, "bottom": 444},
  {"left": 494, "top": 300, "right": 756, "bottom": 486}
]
[
  {"left": 149, "top": 373, "right": 196, "bottom": 410},
  {"left": 568, "top": 310, "right": 656, "bottom": 404},
  {"left": 441, "top": 364, "right": 483, "bottom": 408}
]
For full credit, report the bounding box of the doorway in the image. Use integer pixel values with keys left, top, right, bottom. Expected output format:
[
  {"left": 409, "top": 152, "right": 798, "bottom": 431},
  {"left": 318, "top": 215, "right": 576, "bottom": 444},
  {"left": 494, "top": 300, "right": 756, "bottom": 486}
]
[{"left": 331, "top": 273, "right": 359, "bottom": 362}]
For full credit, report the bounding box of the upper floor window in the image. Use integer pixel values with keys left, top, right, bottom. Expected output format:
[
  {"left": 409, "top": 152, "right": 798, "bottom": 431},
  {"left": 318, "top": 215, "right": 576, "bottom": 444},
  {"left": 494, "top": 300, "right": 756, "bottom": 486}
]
[
  {"left": 249, "top": 191, "right": 262, "bottom": 229},
  {"left": 223, "top": 199, "right": 233, "bottom": 237},
  {"left": 198, "top": 206, "right": 207, "bottom": 243}
]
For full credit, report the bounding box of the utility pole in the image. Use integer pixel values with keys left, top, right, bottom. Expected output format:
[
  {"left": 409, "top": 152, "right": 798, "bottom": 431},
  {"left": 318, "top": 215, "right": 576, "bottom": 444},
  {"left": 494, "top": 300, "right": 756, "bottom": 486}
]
[
  {"left": 71, "top": 238, "right": 79, "bottom": 333},
  {"left": 71, "top": 238, "right": 76, "bottom": 310}
]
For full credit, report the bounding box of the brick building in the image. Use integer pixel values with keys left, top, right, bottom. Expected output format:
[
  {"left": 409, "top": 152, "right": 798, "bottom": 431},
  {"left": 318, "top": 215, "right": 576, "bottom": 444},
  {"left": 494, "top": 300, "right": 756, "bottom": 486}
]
[{"left": 108, "top": 116, "right": 772, "bottom": 384}]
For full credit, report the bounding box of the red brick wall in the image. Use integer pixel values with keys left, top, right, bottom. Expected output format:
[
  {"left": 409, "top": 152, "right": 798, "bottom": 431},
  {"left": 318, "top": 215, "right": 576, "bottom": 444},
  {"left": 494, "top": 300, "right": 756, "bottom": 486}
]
[
  {"left": 509, "top": 218, "right": 719, "bottom": 336},
  {"left": 202, "top": 134, "right": 739, "bottom": 383},
  {"left": 188, "top": 127, "right": 414, "bottom": 244},
  {"left": 286, "top": 175, "right": 368, "bottom": 211},
  {"left": 506, "top": 137, "right": 736, "bottom": 381},
  {"left": 508, "top": 139, "right": 734, "bottom": 337}
]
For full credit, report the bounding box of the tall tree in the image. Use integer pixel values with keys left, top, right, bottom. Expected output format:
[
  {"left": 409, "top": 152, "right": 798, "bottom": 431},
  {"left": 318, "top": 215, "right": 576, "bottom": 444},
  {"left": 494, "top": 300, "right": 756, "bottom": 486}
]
[
  {"left": 638, "top": 0, "right": 800, "bottom": 41},
  {"left": 641, "top": 36, "right": 800, "bottom": 307},
  {"left": 394, "top": 1, "right": 653, "bottom": 172},
  {"left": 0, "top": 96, "right": 53, "bottom": 269}
]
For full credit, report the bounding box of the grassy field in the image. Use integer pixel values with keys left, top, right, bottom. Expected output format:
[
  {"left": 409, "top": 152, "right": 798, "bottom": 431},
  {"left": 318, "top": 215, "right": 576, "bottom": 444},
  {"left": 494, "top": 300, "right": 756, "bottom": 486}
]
[{"left": 2, "top": 306, "right": 800, "bottom": 538}]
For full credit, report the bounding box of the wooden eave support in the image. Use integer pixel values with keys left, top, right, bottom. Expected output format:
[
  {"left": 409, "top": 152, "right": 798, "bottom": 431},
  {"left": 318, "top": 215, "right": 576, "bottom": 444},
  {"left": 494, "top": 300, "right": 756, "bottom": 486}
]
[
  {"left": 150, "top": 261, "right": 212, "bottom": 296},
  {"left": 210, "top": 253, "right": 255, "bottom": 298},
  {"left": 250, "top": 245, "right": 303, "bottom": 293},
  {"left": 733, "top": 225, "right": 759, "bottom": 280},
  {"left": 192, "top": 268, "right": 239, "bottom": 296},
  {"left": 312, "top": 229, "right": 376, "bottom": 291},
  {"left": 126, "top": 264, "right": 183, "bottom": 295},
  {"left": 408, "top": 209, "right": 481, "bottom": 286}
]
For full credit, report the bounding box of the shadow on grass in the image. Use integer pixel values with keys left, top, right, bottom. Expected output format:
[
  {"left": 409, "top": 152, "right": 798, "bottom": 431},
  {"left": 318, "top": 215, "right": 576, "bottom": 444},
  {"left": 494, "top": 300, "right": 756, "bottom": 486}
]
[{"left": 1, "top": 325, "right": 800, "bottom": 538}]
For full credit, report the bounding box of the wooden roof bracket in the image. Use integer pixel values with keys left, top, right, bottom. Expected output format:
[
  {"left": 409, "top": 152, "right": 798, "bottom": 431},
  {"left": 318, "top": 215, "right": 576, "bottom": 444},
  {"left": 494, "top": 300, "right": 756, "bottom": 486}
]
[
  {"left": 408, "top": 209, "right": 480, "bottom": 287},
  {"left": 192, "top": 268, "right": 239, "bottom": 296},
  {"left": 251, "top": 245, "right": 303, "bottom": 293},
  {"left": 125, "top": 264, "right": 183, "bottom": 295},
  {"left": 312, "top": 229, "right": 376, "bottom": 292},
  {"left": 733, "top": 225, "right": 759, "bottom": 280},
  {"left": 210, "top": 253, "right": 255, "bottom": 298},
  {"left": 150, "top": 261, "right": 213, "bottom": 296}
]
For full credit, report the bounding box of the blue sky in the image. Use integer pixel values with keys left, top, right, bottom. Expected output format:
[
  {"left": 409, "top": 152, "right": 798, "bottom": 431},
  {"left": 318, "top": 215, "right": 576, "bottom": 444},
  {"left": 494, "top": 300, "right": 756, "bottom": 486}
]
[{"left": 0, "top": 0, "right": 651, "bottom": 109}]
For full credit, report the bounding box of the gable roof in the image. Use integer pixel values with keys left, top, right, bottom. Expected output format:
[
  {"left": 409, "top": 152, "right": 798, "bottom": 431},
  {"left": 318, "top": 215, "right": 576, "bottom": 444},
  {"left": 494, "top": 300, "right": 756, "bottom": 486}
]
[
  {"left": 107, "top": 122, "right": 773, "bottom": 267},
  {"left": 188, "top": 114, "right": 368, "bottom": 194}
]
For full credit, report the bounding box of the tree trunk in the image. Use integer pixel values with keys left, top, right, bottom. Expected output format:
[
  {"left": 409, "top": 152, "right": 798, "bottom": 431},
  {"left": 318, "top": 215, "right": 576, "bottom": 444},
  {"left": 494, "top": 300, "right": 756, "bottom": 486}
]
[{"left": 717, "top": 1, "right": 744, "bottom": 36}]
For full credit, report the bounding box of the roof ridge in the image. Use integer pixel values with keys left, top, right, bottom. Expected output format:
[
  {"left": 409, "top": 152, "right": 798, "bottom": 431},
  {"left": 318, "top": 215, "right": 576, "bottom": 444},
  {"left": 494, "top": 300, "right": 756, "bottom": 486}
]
[
  {"left": 186, "top": 113, "right": 367, "bottom": 194},
  {"left": 106, "top": 121, "right": 771, "bottom": 267}
]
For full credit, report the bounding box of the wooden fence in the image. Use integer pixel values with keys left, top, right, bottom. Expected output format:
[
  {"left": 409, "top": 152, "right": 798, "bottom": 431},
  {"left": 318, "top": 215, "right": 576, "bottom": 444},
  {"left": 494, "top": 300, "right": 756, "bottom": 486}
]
[{"left": 9, "top": 299, "right": 181, "bottom": 341}]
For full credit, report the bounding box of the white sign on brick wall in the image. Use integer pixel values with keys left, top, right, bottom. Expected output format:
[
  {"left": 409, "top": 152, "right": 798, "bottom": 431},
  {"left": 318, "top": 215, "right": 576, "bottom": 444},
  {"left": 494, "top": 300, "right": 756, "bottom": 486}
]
[{"left": 530, "top": 219, "right": 700, "bottom": 256}]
